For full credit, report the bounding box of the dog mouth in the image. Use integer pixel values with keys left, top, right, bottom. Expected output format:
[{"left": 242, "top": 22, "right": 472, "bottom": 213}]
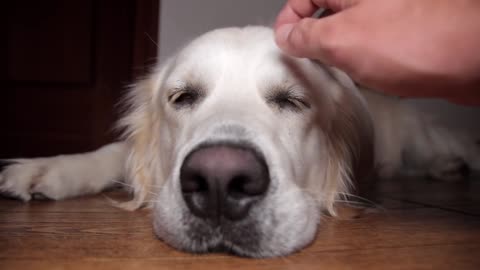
[
  {"left": 179, "top": 215, "right": 265, "bottom": 257},
  {"left": 153, "top": 191, "right": 268, "bottom": 258},
  {"left": 154, "top": 140, "right": 275, "bottom": 257}
]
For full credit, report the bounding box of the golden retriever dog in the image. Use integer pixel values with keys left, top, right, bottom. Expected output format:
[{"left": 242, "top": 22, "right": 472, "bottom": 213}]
[{"left": 1, "top": 26, "right": 478, "bottom": 257}]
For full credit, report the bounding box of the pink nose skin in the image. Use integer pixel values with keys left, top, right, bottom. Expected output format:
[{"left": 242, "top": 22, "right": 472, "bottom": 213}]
[{"left": 180, "top": 144, "right": 270, "bottom": 221}]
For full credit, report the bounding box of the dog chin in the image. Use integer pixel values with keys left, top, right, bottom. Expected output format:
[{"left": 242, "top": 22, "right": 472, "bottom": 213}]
[
  {"left": 153, "top": 214, "right": 316, "bottom": 258},
  {"left": 152, "top": 205, "right": 264, "bottom": 257},
  {"left": 152, "top": 176, "right": 320, "bottom": 258}
]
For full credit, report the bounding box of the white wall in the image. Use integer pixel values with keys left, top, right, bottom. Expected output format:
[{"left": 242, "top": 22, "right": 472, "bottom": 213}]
[{"left": 158, "top": 0, "right": 284, "bottom": 62}]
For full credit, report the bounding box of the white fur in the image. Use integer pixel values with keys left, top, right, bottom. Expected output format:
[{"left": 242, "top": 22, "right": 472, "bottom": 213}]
[
  {"left": 1, "top": 143, "right": 127, "bottom": 201},
  {"left": 1, "top": 26, "right": 478, "bottom": 257}
]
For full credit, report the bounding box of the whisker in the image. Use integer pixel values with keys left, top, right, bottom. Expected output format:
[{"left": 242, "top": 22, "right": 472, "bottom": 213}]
[
  {"left": 144, "top": 32, "right": 158, "bottom": 47},
  {"left": 335, "top": 192, "right": 381, "bottom": 207},
  {"left": 111, "top": 180, "right": 164, "bottom": 197},
  {"left": 333, "top": 200, "right": 383, "bottom": 209},
  {"left": 287, "top": 187, "right": 384, "bottom": 211}
]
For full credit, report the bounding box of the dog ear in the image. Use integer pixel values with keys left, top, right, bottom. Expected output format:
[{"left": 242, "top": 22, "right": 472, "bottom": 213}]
[
  {"left": 317, "top": 67, "right": 375, "bottom": 215},
  {"left": 114, "top": 63, "right": 171, "bottom": 210}
]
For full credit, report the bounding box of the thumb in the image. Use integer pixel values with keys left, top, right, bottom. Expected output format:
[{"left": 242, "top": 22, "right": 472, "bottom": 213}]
[{"left": 275, "top": 16, "right": 340, "bottom": 64}]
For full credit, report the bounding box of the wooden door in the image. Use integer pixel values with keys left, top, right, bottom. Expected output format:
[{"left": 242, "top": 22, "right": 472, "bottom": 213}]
[{"left": 0, "top": 0, "right": 159, "bottom": 158}]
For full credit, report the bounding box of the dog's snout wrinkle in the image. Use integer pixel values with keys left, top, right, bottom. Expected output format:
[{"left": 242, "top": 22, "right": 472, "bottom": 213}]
[
  {"left": 213, "top": 124, "right": 248, "bottom": 137},
  {"left": 180, "top": 144, "right": 270, "bottom": 221}
]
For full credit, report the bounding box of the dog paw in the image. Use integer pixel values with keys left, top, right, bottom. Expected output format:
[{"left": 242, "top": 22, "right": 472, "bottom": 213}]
[
  {"left": 0, "top": 159, "right": 49, "bottom": 201},
  {"left": 429, "top": 157, "right": 470, "bottom": 182}
]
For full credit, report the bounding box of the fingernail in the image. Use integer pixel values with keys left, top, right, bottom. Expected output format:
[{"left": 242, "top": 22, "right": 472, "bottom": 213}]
[{"left": 276, "top": 23, "right": 294, "bottom": 44}]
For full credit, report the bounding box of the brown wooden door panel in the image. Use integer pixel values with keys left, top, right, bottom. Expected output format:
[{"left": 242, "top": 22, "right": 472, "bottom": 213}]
[
  {"left": 3, "top": 88, "right": 92, "bottom": 134},
  {"left": 1, "top": 0, "right": 159, "bottom": 158},
  {"left": 6, "top": 0, "right": 93, "bottom": 83}
]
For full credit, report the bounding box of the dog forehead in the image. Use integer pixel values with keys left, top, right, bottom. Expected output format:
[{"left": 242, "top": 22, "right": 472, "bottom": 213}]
[
  {"left": 165, "top": 26, "right": 317, "bottom": 91},
  {"left": 174, "top": 27, "right": 282, "bottom": 73},
  {"left": 185, "top": 26, "right": 276, "bottom": 56}
]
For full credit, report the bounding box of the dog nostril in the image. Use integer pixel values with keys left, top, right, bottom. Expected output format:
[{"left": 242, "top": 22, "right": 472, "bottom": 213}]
[
  {"left": 228, "top": 175, "right": 249, "bottom": 199},
  {"left": 228, "top": 174, "right": 267, "bottom": 199},
  {"left": 181, "top": 173, "right": 208, "bottom": 193},
  {"left": 180, "top": 172, "right": 212, "bottom": 218}
]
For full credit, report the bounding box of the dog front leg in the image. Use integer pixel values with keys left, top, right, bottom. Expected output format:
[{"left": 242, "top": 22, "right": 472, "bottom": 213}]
[{"left": 0, "top": 142, "right": 128, "bottom": 201}]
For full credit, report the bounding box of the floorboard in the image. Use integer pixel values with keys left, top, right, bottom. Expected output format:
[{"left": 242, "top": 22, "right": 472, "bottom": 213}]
[{"left": 1, "top": 177, "right": 479, "bottom": 270}]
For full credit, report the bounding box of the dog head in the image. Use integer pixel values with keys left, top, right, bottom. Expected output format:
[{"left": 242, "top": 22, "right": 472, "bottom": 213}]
[{"left": 119, "top": 26, "right": 373, "bottom": 257}]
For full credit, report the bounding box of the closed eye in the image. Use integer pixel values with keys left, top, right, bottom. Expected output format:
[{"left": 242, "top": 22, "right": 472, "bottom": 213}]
[
  {"left": 267, "top": 90, "right": 311, "bottom": 112},
  {"left": 168, "top": 86, "right": 203, "bottom": 109}
]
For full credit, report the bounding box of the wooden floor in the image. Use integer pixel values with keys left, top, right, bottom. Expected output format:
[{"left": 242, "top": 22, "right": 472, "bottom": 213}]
[{"left": 1, "top": 176, "right": 479, "bottom": 270}]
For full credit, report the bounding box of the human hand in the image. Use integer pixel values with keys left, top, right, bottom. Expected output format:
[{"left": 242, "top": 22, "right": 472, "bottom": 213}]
[{"left": 275, "top": 0, "right": 480, "bottom": 105}]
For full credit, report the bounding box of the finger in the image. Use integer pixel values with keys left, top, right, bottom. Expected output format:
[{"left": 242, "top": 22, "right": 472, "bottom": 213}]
[
  {"left": 275, "top": 0, "right": 362, "bottom": 63},
  {"left": 275, "top": 16, "right": 339, "bottom": 63},
  {"left": 275, "top": 0, "right": 359, "bottom": 29},
  {"left": 275, "top": 0, "right": 318, "bottom": 29}
]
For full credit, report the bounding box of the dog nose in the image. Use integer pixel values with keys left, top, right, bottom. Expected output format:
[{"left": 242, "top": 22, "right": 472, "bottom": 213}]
[{"left": 180, "top": 144, "right": 270, "bottom": 221}]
